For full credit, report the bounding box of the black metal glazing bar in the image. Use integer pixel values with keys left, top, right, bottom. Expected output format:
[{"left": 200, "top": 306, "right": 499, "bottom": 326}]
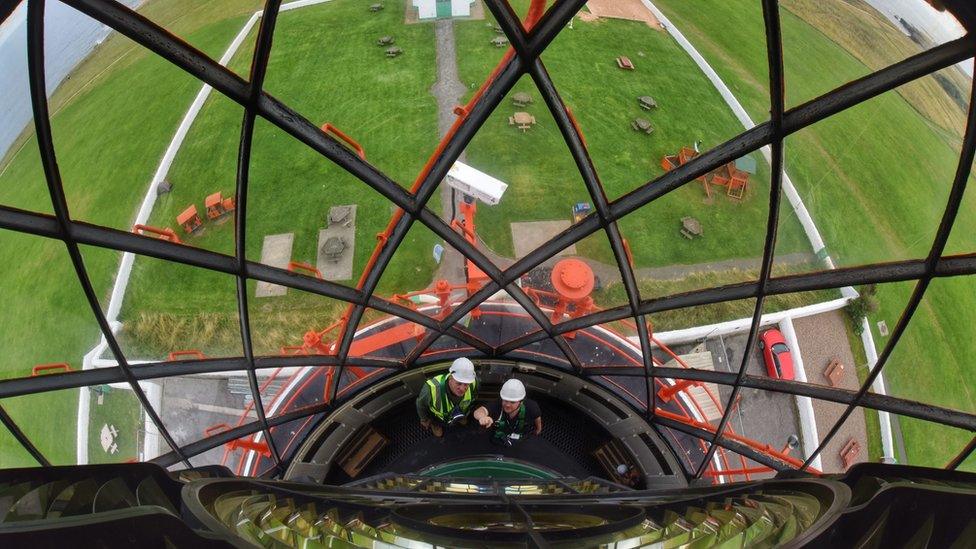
[
  {"left": 1, "top": 2, "right": 971, "bottom": 468},
  {"left": 56, "top": 0, "right": 972, "bottom": 357},
  {"left": 390, "top": 1, "right": 591, "bottom": 368},
  {"left": 4, "top": 194, "right": 976, "bottom": 366},
  {"left": 233, "top": 0, "right": 284, "bottom": 470},
  {"left": 947, "top": 436, "right": 976, "bottom": 470},
  {"left": 521, "top": 48, "right": 651, "bottom": 397},
  {"left": 0, "top": 404, "right": 50, "bottom": 466},
  {"left": 443, "top": 36, "right": 973, "bottom": 327},
  {"left": 801, "top": 59, "right": 976, "bottom": 470},
  {"left": 27, "top": 0, "right": 189, "bottom": 466},
  {"left": 4, "top": 354, "right": 971, "bottom": 435},
  {"left": 654, "top": 415, "right": 789, "bottom": 472},
  {"left": 47, "top": 0, "right": 970, "bottom": 386},
  {"left": 694, "top": 0, "right": 787, "bottom": 479},
  {"left": 151, "top": 400, "right": 334, "bottom": 467},
  {"left": 496, "top": 253, "right": 976, "bottom": 354},
  {"left": 0, "top": 204, "right": 492, "bottom": 351},
  {"left": 60, "top": 0, "right": 416, "bottom": 216}
]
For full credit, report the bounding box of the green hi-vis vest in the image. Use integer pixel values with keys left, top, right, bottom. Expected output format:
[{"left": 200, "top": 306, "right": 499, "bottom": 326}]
[
  {"left": 492, "top": 403, "right": 526, "bottom": 442},
  {"left": 425, "top": 373, "right": 477, "bottom": 421}
]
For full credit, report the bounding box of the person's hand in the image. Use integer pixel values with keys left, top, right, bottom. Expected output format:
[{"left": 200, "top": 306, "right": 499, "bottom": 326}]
[
  {"left": 535, "top": 426, "right": 542, "bottom": 436},
  {"left": 431, "top": 424, "right": 444, "bottom": 437},
  {"left": 478, "top": 415, "right": 493, "bottom": 428},
  {"left": 420, "top": 419, "right": 431, "bottom": 431}
]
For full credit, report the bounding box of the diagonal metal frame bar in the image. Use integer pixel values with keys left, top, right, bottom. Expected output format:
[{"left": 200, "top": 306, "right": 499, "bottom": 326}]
[
  {"left": 0, "top": 404, "right": 50, "bottom": 466},
  {"left": 0, "top": 204, "right": 491, "bottom": 352},
  {"left": 495, "top": 253, "right": 976, "bottom": 353},
  {"left": 438, "top": 35, "right": 975, "bottom": 330},
  {"left": 2, "top": 352, "right": 971, "bottom": 432},
  {"left": 0, "top": 0, "right": 972, "bottom": 473},
  {"left": 25, "top": 0, "right": 189, "bottom": 467},
  {"left": 694, "top": 0, "right": 786, "bottom": 479},
  {"left": 948, "top": 436, "right": 976, "bottom": 470},
  {"left": 801, "top": 59, "right": 976, "bottom": 471},
  {"left": 654, "top": 415, "right": 789, "bottom": 472},
  {"left": 233, "top": 0, "right": 284, "bottom": 471},
  {"left": 348, "top": 0, "right": 589, "bottom": 375}
]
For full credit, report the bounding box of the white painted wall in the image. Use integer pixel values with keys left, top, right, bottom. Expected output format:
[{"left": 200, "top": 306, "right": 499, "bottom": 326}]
[{"left": 412, "top": 0, "right": 474, "bottom": 19}]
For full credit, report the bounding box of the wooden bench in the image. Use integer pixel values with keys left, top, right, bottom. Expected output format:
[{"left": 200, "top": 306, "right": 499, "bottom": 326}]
[
  {"left": 592, "top": 439, "right": 635, "bottom": 483},
  {"left": 616, "top": 56, "right": 634, "bottom": 70},
  {"left": 824, "top": 358, "right": 845, "bottom": 387},
  {"left": 840, "top": 438, "right": 861, "bottom": 469},
  {"left": 336, "top": 426, "right": 389, "bottom": 478}
]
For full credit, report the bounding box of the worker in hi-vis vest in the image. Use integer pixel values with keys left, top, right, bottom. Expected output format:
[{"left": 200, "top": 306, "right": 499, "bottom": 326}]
[
  {"left": 472, "top": 379, "right": 542, "bottom": 447},
  {"left": 415, "top": 357, "right": 479, "bottom": 437}
]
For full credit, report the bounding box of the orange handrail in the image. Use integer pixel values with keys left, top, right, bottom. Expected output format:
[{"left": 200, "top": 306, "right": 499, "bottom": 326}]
[
  {"left": 287, "top": 261, "right": 322, "bottom": 279},
  {"left": 31, "top": 363, "right": 72, "bottom": 376},
  {"left": 132, "top": 224, "right": 181, "bottom": 244},
  {"left": 320, "top": 123, "right": 366, "bottom": 160},
  {"left": 205, "top": 423, "right": 232, "bottom": 437},
  {"left": 167, "top": 350, "right": 206, "bottom": 361}
]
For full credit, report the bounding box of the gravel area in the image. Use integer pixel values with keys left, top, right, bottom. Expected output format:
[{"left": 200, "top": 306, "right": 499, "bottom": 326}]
[
  {"left": 585, "top": 0, "right": 664, "bottom": 30},
  {"left": 792, "top": 310, "right": 869, "bottom": 473}
]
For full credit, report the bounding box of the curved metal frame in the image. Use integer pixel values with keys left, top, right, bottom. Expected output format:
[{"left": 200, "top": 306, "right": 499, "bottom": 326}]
[{"left": 0, "top": 0, "right": 974, "bottom": 477}]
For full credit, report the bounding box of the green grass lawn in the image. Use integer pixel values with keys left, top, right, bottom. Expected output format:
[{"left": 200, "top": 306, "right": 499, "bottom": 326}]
[
  {"left": 653, "top": 0, "right": 976, "bottom": 470},
  {"left": 119, "top": 0, "right": 442, "bottom": 358},
  {"left": 0, "top": 0, "right": 971, "bottom": 472},
  {"left": 0, "top": 0, "right": 265, "bottom": 468},
  {"left": 453, "top": 5, "right": 809, "bottom": 288}
]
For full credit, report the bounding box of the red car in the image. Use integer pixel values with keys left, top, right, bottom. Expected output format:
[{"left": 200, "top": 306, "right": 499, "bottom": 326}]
[{"left": 759, "top": 329, "right": 795, "bottom": 380}]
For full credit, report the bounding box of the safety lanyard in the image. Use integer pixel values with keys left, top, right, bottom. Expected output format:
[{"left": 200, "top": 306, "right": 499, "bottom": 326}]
[{"left": 495, "top": 403, "right": 525, "bottom": 435}]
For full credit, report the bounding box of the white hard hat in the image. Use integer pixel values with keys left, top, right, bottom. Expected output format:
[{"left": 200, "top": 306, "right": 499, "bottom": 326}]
[
  {"left": 616, "top": 464, "right": 629, "bottom": 476},
  {"left": 500, "top": 379, "right": 526, "bottom": 401},
  {"left": 449, "top": 357, "right": 476, "bottom": 384}
]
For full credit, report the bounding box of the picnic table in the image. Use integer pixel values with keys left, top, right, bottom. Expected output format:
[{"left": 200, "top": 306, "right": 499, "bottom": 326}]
[
  {"left": 368, "top": 3, "right": 383, "bottom": 12},
  {"left": 638, "top": 95, "right": 657, "bottom": 110},
  {"left": 321, "top": 236, "right": 347, "bottom": 262},
  {"left": 512, "top": 92, "right": 532, "bottom": 107},
  {"left": 385, "top": 46, "right": 403, "bottom": 58},
  {"left": 377, "top": 36, "right": 394, "bottom": 46},
  {"left": 680, "top": 216, "right": 702, "bottom": 239},
  {"left": 509, "top": 111, "right": 536, "bottom": 131},
  {"left": 631, "top": 118, "right": 654, "bottom": 135},
  {"left": 100, "top": 424, "right": 119, "bottom": 453},
  {"left": 491, "top": 36, "right": 509, "bottom": 48}
]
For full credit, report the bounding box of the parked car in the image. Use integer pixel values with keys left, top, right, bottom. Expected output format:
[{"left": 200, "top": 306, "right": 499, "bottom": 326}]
[{"left": 759, "top": 329, "right": 795, "bottom": 380}]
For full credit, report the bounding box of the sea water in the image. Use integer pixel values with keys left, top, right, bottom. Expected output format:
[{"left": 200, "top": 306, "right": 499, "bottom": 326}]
[{"left": 0, "top": 0, "right": 141, "bottom": 159}]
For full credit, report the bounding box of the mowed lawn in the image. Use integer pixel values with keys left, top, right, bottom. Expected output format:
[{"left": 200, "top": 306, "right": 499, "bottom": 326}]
[
  {"left": 0, "top": 0, "right": 267, "bottom": 467},
  {"left": 453, "top": 1, "right": 809, "bottom": 311},
  {"left": 653, "top": 0, "right": 976, "bottom": 469},
  {"left": 121, "top": 0, "right": 441, "bottom": 358}
]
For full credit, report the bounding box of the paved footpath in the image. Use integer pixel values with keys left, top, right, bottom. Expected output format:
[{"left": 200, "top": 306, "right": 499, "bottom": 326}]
[{"left": 430, "top": 19, "right": 470, "bottom": 285}]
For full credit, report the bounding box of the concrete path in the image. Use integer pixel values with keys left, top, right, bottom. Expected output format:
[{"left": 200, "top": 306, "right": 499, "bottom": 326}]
[{"left": 430, "top": 19, "right": 470, "bottom": 285}]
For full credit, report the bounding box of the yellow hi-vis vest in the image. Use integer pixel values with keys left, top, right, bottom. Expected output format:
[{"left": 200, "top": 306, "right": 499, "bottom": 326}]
[{"left": 425, "top": 373, "right": 477, "bottom": 421}]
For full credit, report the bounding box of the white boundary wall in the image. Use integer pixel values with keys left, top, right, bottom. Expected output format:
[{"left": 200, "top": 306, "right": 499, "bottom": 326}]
[
  {"left": 640, "top": 0, "right": 892, "bottom": 461},
  {"left": 76, "top": 0, "right": 332, "bottom": 464}
]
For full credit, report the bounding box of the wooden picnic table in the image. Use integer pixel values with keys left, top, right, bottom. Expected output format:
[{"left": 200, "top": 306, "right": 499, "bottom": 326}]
[
  {"left": 680, "top": 216, "right": 702, "bottom": 239},
  {"left": 632, "top": 118, "right": 653, "bottom": 134},
  {"left": 512, "top": 92, "right": 532, "bottom": 107},
  {"left": 509, "top": 111, "right": 536, "bottom": 131}
]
